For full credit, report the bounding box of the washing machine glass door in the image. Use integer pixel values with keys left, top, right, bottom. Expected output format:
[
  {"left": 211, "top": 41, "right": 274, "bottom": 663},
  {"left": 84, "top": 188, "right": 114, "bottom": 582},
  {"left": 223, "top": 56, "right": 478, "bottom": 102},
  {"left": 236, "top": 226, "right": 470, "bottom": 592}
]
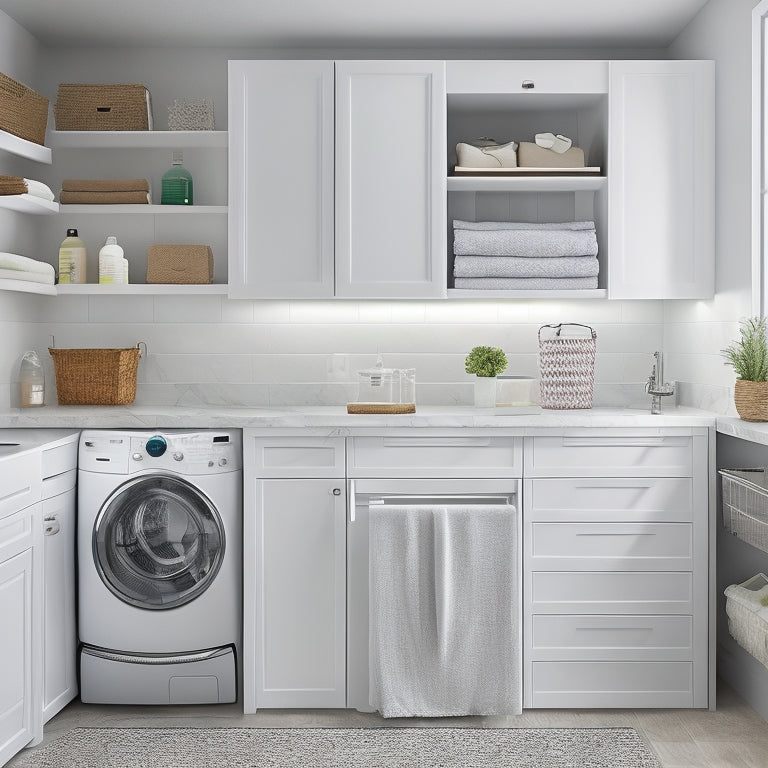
[{"left": 94, "top": 474, "right": 225, "bottom": 610}]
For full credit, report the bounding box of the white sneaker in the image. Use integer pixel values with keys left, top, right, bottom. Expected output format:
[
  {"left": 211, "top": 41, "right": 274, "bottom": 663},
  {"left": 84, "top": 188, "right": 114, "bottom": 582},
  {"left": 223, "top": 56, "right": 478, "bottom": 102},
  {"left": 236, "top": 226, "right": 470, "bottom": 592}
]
[{"left": 535, "top": 132, "right": 573, "bottom": 153}]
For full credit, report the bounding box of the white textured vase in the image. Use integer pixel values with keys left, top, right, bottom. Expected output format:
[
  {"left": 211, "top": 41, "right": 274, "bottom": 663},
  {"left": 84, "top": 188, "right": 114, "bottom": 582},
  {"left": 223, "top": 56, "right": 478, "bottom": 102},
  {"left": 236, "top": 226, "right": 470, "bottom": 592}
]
[{"left": 473, "top": 376, "right": 497, "bottom": 408}]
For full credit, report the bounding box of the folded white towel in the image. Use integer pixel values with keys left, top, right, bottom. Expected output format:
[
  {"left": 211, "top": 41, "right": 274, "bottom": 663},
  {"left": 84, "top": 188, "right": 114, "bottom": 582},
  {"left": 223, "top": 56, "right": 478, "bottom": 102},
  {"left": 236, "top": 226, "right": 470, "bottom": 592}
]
[
  {"left": 0, "top": 267, "right": 55, "bottom": 285},
  {"left": 454, "top": 227, "right": 598, "bottom": 258},
  {"left": 454, "top": 255, "right": 599, "bottom": 279},
  {"left": 454, "top": 220, "right": 595, "bottom": 232},
  {"left": 454, "top": 276, "right": 598, "bottom": 290},
  {"left": 22, "top": 178, "right": 55, "bottom": 202},
  {"left": 0, "top": 252, "right": 56, "bottom": 275}
]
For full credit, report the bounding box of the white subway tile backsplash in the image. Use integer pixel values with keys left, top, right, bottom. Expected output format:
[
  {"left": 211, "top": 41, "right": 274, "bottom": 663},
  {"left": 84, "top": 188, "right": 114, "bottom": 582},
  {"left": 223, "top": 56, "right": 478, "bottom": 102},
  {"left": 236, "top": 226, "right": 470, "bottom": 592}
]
[
  {"left": 88, "top": 295, "right": 154, "bottom": 324},
  {"left": 2, "top": 292, "right": 681, "bottom": 407},
  {"left": 153, "top": 295, "right": 222, "bottom": 323}
]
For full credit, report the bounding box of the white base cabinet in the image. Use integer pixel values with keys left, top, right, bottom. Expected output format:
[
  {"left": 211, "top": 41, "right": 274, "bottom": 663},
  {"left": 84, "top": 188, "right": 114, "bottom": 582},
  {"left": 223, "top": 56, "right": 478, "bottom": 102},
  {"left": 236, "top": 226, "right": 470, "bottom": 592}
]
[
  {"left": 523, "top": 429, "right": 710, "bottom": 708},
  {"left": 243, "top": 436, "right": 346, "bottom": 711},
  {"left": 242, "top": 428, "right": 712, "bottom": 712}
]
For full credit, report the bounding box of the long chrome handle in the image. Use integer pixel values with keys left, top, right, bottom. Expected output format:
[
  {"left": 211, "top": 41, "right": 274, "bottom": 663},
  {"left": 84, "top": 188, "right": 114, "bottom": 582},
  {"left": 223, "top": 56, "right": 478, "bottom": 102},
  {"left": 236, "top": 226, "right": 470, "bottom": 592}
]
[{"left": 349, "top": 479, "right": 356, "bottom": 523}]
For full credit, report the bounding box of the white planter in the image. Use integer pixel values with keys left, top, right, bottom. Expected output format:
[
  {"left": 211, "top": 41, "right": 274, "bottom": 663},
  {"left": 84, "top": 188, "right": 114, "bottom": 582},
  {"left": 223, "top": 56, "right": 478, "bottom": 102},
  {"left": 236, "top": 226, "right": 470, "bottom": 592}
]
[{"left": 473, "top": 376, "right": 497, "bottom": 408}]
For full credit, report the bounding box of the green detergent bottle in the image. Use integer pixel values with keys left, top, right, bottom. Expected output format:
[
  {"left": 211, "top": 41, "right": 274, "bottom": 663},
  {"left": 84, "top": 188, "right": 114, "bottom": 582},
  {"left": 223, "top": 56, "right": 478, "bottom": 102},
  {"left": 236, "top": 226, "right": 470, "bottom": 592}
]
[{"left": 161, "top": 150, "right": 194, "bottom": 205}]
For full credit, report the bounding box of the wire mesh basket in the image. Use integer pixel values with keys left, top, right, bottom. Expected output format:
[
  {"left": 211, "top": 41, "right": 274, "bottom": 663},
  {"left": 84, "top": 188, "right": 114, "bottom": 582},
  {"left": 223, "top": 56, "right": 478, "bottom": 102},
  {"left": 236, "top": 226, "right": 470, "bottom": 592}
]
[
  {"left": 720, "top": 468, "right": 768, "bottom": 554},
  {"left": 538, "top": 323, "right": 596, "bottom": 409}
]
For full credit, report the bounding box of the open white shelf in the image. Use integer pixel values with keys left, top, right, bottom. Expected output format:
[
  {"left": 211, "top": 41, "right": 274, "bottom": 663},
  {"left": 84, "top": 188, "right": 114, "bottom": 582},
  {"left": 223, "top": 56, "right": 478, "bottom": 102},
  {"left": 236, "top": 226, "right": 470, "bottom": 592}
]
[
  {"left": 0, "top": 128, "right": 52, "bottom": 164},
  {"left": 55, "top": 283, "right": 228, "bottom": 295},
  {"left": 0, "top": 194, "right": 59, "bottom": 214},
  {"left": 57, "top": 204, "right": 226, "bottom": 214},
  {"left": 48, "top": 130, "right": 228, "bottom": 149},
  {"left": 447, "top": 175, "right": 607, "bottom": 193},
  {"left": 0, "top": 278, "right": 56, "bottom": 295}
]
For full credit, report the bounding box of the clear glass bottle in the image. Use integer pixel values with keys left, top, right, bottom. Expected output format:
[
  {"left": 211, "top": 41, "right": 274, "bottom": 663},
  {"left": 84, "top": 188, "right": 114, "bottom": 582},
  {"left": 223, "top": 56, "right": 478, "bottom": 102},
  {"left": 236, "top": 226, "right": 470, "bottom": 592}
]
[
  {"left": 161, "top": 150, "right": 194, "bottom": 205},
  {"left": 19, "top": 350, "right": 45, "bottom": 407}
]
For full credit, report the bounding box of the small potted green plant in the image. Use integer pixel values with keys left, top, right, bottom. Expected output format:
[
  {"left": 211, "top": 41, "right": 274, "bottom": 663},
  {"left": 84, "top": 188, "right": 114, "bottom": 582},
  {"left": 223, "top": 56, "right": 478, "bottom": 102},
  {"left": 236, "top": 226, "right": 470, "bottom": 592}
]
[
  {"left": 722, "top": 316, "right": 768, "bottom": 422},
  {"left": 465, "top": 346, "right": 508, "bottom": 407}
]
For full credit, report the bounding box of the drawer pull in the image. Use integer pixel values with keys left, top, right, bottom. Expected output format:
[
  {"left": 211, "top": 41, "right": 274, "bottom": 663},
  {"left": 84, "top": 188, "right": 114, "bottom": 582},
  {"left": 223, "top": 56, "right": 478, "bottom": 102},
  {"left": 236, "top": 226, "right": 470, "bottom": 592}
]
[
  {"left": 574, "top": 626, "right": 653, "bottom": 632},
  {"left": 575, "top": 531, "right": 656, "bottom": 536},
  {"left": 572, "top": 481, "right": 654, "bottom": 489},
  {"left": 381, "top": 437, "right": 492, "bottom": 447},
  {"left": 561, "top": 437, "right": 672, "bottom": 447},
  {"left": 0, "top": 486, "right": 31, "bottom": 504}
]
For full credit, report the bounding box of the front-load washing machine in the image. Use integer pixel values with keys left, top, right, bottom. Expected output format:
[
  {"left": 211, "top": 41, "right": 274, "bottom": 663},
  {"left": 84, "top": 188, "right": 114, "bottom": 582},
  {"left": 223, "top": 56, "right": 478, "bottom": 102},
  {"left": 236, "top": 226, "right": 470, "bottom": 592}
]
[{"left": 77, "top": 429, "right": 242, "bottom": 705}]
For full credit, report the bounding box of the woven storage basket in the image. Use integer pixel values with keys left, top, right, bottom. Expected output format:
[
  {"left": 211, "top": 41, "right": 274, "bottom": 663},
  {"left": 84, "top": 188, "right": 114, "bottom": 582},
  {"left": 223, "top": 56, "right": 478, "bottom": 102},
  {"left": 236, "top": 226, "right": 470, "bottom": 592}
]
[
  {"left": 49, "top": 345, "right": 143, "bottom": 405},
  {"left": 0, "top": 72, "right": 49, "bottom": 145},
  {"left": 54, "top": 83, "right": 151, "bottom": 131},
  {"left": 734, "top": 379, "right": 768, "bottom": 422},
  {"left": 146, "top": 244, "right": 213, "bottom": 284},
  {"left": 538, "top": 323, "right": 596, "bottom": 409}
]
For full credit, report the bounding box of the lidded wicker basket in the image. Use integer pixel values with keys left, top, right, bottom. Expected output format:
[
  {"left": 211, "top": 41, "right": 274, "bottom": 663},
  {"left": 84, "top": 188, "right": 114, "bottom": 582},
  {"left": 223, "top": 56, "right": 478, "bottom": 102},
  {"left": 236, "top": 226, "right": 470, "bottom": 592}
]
[
  {"left": 49, "top": 344, "right": 144, "bottom": 405},
  {"left": 538, "top": 323, "right": 596, "bottom": 409}
]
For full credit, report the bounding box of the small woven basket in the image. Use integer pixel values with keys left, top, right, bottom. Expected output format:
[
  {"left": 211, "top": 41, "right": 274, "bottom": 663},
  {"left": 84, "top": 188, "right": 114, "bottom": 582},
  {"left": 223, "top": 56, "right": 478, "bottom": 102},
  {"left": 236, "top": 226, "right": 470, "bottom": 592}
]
[
  {"left": 734, "top": 379, "right": 768, "bottom": 422},
  {"left": 538, "top": 323, "right": 596, "bottom": 409},
  {"left": 54, "top": 83, "right": 151, "bottom": 131},
  {"left": 49, "top": 344, "right": 144, "bottom": 405},
  {"left": 0, "top": 71, "right": 49, "bottom": 145},
  {"left": 146, "top": 244, "right": 213, "bottom": 284}
]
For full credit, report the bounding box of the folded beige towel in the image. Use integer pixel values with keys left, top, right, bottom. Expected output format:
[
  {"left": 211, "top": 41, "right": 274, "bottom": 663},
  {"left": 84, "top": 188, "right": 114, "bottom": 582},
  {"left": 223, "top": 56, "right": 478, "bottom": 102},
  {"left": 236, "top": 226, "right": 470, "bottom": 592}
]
[
  {"left": 0, "top": 175, "right": 28, "bottom": 195},
  {"left": 61, "top": 178, "right": 150, "bottom": 192},
  {"left": 60, "top": 190, "right": 150, "bottom": 204}
]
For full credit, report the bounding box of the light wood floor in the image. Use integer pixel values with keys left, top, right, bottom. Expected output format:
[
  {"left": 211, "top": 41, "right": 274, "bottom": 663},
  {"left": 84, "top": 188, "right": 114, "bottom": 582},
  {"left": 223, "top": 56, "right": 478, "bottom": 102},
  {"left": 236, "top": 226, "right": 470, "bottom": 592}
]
[{"left": 25, "top": 679, "right": 768, "bottom": 768}]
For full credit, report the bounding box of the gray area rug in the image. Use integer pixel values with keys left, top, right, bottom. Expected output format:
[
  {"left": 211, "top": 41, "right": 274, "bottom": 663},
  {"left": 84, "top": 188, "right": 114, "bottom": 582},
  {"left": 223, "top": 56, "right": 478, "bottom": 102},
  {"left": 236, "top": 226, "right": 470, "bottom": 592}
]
[{"left": 8, "top": 726, "right": 662, "bottom": 768}]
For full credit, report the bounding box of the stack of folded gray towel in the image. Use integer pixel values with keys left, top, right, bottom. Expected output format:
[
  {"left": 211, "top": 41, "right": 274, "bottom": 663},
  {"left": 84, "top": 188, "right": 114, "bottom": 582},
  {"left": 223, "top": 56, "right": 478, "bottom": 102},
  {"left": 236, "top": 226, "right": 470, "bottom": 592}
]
[{"left": 453, "top": 220, "right": 599, "bottom": 290}]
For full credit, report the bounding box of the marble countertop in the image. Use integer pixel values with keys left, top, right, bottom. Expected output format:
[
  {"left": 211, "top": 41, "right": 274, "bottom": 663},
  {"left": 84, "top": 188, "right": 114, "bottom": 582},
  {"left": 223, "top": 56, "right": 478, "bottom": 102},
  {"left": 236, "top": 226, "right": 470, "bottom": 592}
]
[{"left": 0, "top": 404, "right": 718, "bottom": 432}]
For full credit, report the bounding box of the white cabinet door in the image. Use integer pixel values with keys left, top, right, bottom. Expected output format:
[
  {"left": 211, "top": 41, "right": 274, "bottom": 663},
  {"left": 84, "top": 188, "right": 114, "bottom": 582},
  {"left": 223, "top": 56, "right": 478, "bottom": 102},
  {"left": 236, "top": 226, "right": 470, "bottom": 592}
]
[
  {"left": 228, "top": 60, "right": 335, "bottom": 298},
  {"left": 0, "top": 548, "right": 35, "bottom": 766},
  {"left": 42, "top": 488, "right": 77, "bottom": 723},
  {"left": 608, "top": 60, "right": 715, "bottom": 299},
  {"left": 335, "top": 61, "right": 447, "bottom": 298},
  {"left": 250, "top": 478, "right": 346, "bottom": 708}
]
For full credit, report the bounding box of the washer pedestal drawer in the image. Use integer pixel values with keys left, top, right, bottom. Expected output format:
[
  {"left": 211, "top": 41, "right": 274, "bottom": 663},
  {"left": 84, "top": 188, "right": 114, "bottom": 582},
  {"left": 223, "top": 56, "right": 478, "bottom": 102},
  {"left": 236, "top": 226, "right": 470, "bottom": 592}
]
[{"left": 80, "top": 645, "right": 236, "bottom": 705}]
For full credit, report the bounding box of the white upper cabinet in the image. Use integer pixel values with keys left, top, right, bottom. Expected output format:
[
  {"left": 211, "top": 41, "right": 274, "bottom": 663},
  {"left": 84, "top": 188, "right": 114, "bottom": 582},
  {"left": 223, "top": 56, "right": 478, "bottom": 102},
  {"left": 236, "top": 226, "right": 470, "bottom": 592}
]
[
  {"left": 607, "top": 60, "right": 715, "bottom": 299},
  {"left": 228, "top": 60, "right": 446, "bottom": 299},
  {"left": 228, "top": 60, "right": 335, "bottom": 298},
  {"left": 334, "top": 61, "right": 446, "bottom": 298}
]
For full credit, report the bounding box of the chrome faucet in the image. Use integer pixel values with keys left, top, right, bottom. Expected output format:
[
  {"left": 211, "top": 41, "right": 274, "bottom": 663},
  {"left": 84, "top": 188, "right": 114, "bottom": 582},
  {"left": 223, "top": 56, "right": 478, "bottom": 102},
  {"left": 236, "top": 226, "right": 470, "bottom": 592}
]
[{"left": 645, "top": 351, "right": 675, "bottom": 414}]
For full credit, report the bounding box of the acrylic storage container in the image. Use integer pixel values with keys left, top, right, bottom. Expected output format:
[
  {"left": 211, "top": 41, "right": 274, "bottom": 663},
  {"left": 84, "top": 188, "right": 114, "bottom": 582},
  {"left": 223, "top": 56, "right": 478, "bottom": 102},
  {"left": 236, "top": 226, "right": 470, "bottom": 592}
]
[{"left": 347, "top": 357, "right": 416, "bottom": 414}]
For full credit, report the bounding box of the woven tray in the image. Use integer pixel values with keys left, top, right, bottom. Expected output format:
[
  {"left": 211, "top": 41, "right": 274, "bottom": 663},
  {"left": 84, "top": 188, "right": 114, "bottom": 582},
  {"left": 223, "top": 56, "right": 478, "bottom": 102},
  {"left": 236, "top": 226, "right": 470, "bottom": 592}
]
[
  {"left": 346, "top": 403, "right": 416, "bottom": 414},
  {"left": 146, "top": 244, "right": 213, "bottom": 284},
  {"left": 49, "top": 345, "right": 143, "bottom": 405},
  {"left": 54, "top": 83, "right": 151, "bottom": 131},
  {"left": 0, "top": 72, "right": 49, "bottom": 145}
]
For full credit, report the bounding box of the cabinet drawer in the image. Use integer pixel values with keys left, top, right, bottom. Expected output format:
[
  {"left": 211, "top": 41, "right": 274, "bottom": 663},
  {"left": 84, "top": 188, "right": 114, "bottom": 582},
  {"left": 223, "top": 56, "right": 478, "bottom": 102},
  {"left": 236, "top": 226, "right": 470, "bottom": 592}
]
[
  {"left": 529, "top": 661, "right": 693, "bottom": 708},
  {"left": 41, "top": 439, "right": 78, "bottom": 480},
  {"left": 530, "top": 571, "right": 693, "bottom": 614},
  {"left": 0, "top": 503, "right": 36, "bottom": 562},
  {"left": 0, "top": 451, "right": 41, "bottom": 520},
  {"left": 447, "top": 60, "right": 608, "bottom": 94},
  {"left": 246, "top": 436, "right": 345, "bottom": 478},
  {"left": 530, "top": 615, "right": 693, "bottom": 662},
  {"left": 524, "top": 433, "right": 693, "bottom": 477},
  {"left": 347, "top": 436, "right": 522, "bottom": 478},
  {"left": 526, "top": 477, "right": 693, "bottom": 522},
  {"left": 529, "top": 522, "right": 692, "bottom": 571}
]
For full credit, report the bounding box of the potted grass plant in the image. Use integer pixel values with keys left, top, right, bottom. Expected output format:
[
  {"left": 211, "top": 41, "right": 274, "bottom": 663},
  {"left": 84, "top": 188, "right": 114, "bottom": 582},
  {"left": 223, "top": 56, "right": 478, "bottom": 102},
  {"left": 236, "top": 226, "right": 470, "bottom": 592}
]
[
  {"left": 722, "top": 317, "right": 768, "bottom": 422},
  {"left": 465, "top": 346, "right": 508, "bottom": 407}
]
